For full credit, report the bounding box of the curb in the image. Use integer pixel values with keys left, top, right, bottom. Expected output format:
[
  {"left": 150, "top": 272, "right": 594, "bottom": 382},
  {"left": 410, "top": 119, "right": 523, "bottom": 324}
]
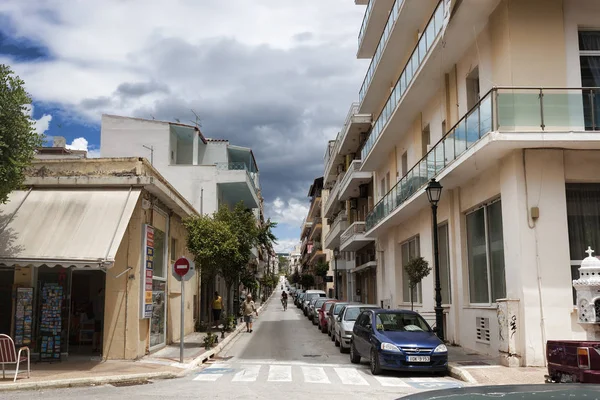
[
  {"left": 0, "top": 293, "right": 275, "bottom": 392},
  {"left": 176, "top": 291, "right": 275, "bottom": 376},
  {"left": 448, "top": 363, "right": 478, "bottom": 384},
  {"left": 0, "top": 371, "right": 177, "bottom": 392}
]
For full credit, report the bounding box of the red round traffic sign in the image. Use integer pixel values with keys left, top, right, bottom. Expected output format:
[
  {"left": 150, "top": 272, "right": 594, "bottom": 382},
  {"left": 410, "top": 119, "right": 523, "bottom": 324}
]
[{"left": 174, "top": 257, "right": 190, "bottom": 277}]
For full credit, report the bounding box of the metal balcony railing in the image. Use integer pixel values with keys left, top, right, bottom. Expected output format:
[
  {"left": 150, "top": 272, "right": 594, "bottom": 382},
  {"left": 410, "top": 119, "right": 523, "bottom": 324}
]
[
  {"left": 358, "top": 0, "right": 374, "bottom": 47},
  {"left": 339, "top": 160, "right": 362, "bottom": 192},
  {"left": 324, "top": 172, "right": 344, "bottom": 214},
  {"left": 215, "top": 162, "right": 259, "bottom": 194},
  {"left": 362, "top": 0, "right": 446, "bottom": 160},
  {"left": 359, "top": 0, "right": 408, "bottom": 103},
  {"left": 340, "top": 221, "right": 366, "bottom": 245},
  {"left": 366, "top": 87, "right": 600, "bottom": 231}
]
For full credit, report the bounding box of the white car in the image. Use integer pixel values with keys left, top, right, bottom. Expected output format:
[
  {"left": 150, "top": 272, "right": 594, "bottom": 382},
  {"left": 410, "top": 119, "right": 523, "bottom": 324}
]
[{"left": 334, "top": 304, "right": 379, "bottom": 353}]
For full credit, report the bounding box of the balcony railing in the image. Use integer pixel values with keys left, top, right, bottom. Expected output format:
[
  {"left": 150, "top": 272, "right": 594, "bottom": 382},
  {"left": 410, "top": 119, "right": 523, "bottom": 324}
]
[
  {"left": 366, "top": 87, "right": 600, "bottom": 231},
  {"left": 324, "top": 173, "right": 344, "bottom": 215},
  {"left": 331, "top": 212, "right": 348, "bottom": 232},
  {"left": 339, "top": 159, "right": 362, "bottom": 192},
  {"left": 325, "top": 103, "right": 360, "bottom": 177},
  {"left": 362, "top": 0, "right": 446, "bottom": 161},
  {"left": 359, "top": 0, "right": 407, "bottom": 103},
  {"left": 358, "top": 0, "right": 374, "bottom": 47},
  {"left": 341, "top": 221, "right": 366, "bottom": 244},
  {"left": 215, "top": 162, "right": 259, "bottom": 193}
]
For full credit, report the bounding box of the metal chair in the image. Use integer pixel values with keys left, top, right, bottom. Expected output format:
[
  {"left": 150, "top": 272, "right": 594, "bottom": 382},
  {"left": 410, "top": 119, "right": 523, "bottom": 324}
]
[{"left": 0, "top": 334, "right": 30, "bottom": 382}]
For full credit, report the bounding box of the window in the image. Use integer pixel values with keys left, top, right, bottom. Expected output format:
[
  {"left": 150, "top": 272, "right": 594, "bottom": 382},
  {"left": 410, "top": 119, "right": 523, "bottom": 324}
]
[
  {"left": 466, "top": 67, "right": 480, "bottom": 110},
  {"left": 438, "top": 223, "right": 452, "bottom": 304},
  {"left": 153, "top": 228, "right": 166, "bottom": 279},
  {"left": 402, "top": 236, "right": 421, "bottom": 303},
  {"left": 466, "top": 200, "right": 505, "bottom": 304},
  {"left": 422, "top": 125, "right": 431, "bottom": 157},
  {"left": 578, "top": 31, "right": 600, "bottom": 130},
  {"left": 566, "top": 183, "right": 600, "bottom": 304},
  {"left": 380, "top": 177, "right": 386, "bottom": 198},
  {"left": 401, "top": 152, "right": 408, "bottom": 176},
  {"left": 170, "top": 237, "right": 177, "bottom": 262}
]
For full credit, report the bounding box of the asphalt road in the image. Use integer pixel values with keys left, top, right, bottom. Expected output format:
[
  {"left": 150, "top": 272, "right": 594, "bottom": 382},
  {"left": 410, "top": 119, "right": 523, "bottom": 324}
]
[{"left": 8, "top": 283, "right": 463, "bottom": 399}]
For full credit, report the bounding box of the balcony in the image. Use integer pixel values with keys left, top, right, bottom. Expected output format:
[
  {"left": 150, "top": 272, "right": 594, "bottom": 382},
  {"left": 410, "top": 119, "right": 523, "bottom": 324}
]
[
  {"left": 309, "top": 242, "right": 324, "bottom": 264},
  {"left": 365, "top": 87, "right": 600, "bottom": 235},
  {"left": 301, "top": 218, "right": 313, "bottom": 239},
  {"left": 339, "top": 160, "right": 372, "bottom": 201},
  {"left": 355, "top": 0, "right": 369, "bottom": 5},
  {"left": 324, "top": 213, "right": 349, "bottom": 250},
  {"left": 357, "top": 0, "right": 395, "bottom": 59},
  {"left": 216, "top": 162, "right": 260, "bottom": 208},
  {"left": 361, "top": 0, "right": 500, "bottom": 172},
  {"left": 337, "top": 104, "right": 372, "bottom": 156},
  {"left": 359, "top": 0, "right": 437, "bottom": 106},
  {"left": 340, "top": 221, "right": 374, "bottom": 252},
  {"left": 309, "top": 216, "right": 323, "bottom": 241},
  {"left": 324, "top": 173, "right": 344, "bottom": 218}
]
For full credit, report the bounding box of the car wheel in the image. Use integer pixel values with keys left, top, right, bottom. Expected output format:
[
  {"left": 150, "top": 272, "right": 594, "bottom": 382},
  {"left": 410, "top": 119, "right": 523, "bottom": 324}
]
[
  {"left": 370, "top": 348, "right": 382, "bottom": 375},
  {"left": 334, "top": 335, "right": 340, "bottom": 347},
  {"left": 350, "top": 342, "right": 361, "bottom": 364},
  {"left": 339, "top": 341, "right": 349, "bottom": 354},
  {"left": 330, "top": 332, "right": 335, "bottom": 341}
]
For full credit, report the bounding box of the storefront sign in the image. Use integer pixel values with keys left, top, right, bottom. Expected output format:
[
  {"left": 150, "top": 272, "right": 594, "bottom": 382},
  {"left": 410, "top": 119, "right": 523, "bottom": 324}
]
[{"left": 141, "top": 224, "right": 154, "bottom": 319}]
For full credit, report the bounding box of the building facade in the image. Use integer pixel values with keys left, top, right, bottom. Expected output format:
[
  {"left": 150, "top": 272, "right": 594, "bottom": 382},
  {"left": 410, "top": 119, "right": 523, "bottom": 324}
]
[
  {"left": 321, "top": 0, "right": 600, "bottom": 367},
  {"left": 0, "top": 158, "right": 197, "bottom": 360}
]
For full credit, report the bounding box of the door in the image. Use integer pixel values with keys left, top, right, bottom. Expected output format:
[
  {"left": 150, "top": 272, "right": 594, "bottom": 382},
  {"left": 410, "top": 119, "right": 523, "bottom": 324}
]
[{"left": 0, "top": 270, "right": 14, "bottom": 335}]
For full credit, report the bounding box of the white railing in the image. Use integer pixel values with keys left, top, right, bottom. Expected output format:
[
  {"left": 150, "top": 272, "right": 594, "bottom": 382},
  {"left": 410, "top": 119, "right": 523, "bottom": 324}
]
[
  {"left": 358, "top": 0, "right": 374, "bottom": 47},
  {"left": 339, "top": 160, "right": 362, "bottom": 192},
  {"left": 340, "top": 221, "right": 366, "bottom": 245},
  {"left": 324, "top": 171, "right": 345, "bottom": 215},
  {"left": 324, "top": 103, "right": 360, "bottom": 177}
]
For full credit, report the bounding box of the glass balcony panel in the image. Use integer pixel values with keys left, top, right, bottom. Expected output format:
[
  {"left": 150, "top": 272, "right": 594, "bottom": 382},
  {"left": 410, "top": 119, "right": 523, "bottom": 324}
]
[
  {"left": 427, "top": 151, "right": 436, "bottom": 179},
  {"left": 400, "top": 71, "right": 407, "bottom": 94},
  {"left": 434, "top": 145, "right": 445, "bottom": 173},
  {"left": 425, "top": 19, "right": 435, "bottom": 50},
  {"left": 466, "top": 108, "right": 480, "bottom": 148},
  {"left": 419, "top": 34, "right": 427, "bottom": 64},
  {"left": 454, "top": 120, "right": 467, "bottom": 156},
  {"left": 497, "top": 91, "right": 542, "bottom": 131},
  {"left": 405, "top": 60, "right": 413, "bottom": 84},
  {"left": 418, "top": 160, "right": 428, "bottom": 188},
  {"left": 434, "top": 2, "right": 444, "bottom": 34},
  {"left": 480, "top": 94, "right": 493, "bottom": 136},
  {"left": 411, "top": 52, "right": 419, "bottom": 80},
  {"left": 444, "top": 131, "right": 455, "bottom": 164},
  {"left": 543, "top": 89, "right": 587, "bottom": 131}
]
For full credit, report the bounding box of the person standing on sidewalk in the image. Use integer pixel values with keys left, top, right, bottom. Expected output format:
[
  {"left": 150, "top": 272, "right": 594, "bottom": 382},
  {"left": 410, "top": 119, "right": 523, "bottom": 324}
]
[
  {"left": 212, "top": 291, "right": 223, "bottom": 328},
  {"left": 242, "top": 294, "right": 258, "bottom": 333}
]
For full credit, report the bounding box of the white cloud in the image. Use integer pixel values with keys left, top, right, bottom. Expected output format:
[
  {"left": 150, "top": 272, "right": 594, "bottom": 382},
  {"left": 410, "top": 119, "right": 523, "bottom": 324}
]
[
  {"left": 274, "top": 239, "right": 300, "bottom": 254},
  {"left": 65, "top": 137, "right": 100, "bottom": 158},
  {"left": 265, "top": 197, "right": 309, "bottom": 227},
  {"left": 23, "top": 104, "right": 52, "bottom": 135}
]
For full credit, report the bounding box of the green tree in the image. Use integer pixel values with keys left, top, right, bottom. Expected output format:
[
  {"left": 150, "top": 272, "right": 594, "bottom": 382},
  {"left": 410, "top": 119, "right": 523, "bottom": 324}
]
[
  {"left": 0, "top": 64, "right": 43, "bottom": 203},
  {"left": 314, "top": 260, "right": 329, "bottom": 278},
  {"left": 404, "top": 256, "right": 432, "bottom": 311},
  {"left": 290, "top": 270, "right": 301, "bottom": 285},
  {"left": 301, "top": 274, "right": 315, "bottom": 289}
]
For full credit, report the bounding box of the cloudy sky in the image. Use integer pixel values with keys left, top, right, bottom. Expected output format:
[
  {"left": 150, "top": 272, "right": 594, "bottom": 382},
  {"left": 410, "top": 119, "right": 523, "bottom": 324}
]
[{"left": 0, "top": 0, "right": 369, "bottom": 252}]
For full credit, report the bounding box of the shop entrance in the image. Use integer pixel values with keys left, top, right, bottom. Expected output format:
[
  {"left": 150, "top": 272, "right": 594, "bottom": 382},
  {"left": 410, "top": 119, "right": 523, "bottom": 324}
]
[
  {"left": 69, "top": 270, "right": 105, "bottom": 355},
  {"left": 0, "top": 269, "right": 14, "bottom": 335}
]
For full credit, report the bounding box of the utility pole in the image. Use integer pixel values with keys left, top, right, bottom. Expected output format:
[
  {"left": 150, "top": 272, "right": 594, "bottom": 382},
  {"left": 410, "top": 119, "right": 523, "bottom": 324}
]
[{"left": 142, "top": 145, "right": 154, "bottom": 165}]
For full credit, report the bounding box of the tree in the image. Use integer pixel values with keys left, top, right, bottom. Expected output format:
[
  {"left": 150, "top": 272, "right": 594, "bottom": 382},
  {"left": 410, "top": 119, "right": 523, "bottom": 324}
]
[
  {"left": 404, "top": 256, "right": 432, "bottom": 311},
  {"left": 290, "top": 270, "right": 301, "bottom": 285},
  {"left": 258, "top": 219, "right": 277, "bottom": 274},
  {"left": 0, "top": 64, "right": 43, "bottom": 203},
  {"left": 314, "top": 260, "right": 329, "bottom": 278},
  {"left": 301, "top": 274, "right": 315, "bottom": 289},
  {"left": 278, "top": 255, "right": 289, "bottom": 275}
]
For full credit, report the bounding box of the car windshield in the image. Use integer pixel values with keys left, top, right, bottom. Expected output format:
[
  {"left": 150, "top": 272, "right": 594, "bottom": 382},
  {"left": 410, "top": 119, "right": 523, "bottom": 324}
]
[
  {"left": 375, "top": 313, "right": 431, "bottom": 332},
  {"left": 344, "top": 307, "right": 373, "bottom": 321},
  {"left": 333, "top": 303, "right": 346, "bottom": 315},
  {"left": 314, "top": 299, "right": 327, "bottom": 308}
]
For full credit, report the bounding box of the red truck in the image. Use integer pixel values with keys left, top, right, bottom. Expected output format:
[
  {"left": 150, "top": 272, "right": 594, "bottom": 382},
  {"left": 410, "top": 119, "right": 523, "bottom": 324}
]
[{"left": 547, "top": 340, "right": 600, "bottom": 383}]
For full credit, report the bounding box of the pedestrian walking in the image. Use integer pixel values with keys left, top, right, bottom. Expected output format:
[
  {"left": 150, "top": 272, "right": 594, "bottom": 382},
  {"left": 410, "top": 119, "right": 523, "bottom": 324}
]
[
  {"left": 242, "top": 294, "right": 258, "bottom": 333},
  {"left": 212, "top": 291, "right": 223, "bottom": 328}
]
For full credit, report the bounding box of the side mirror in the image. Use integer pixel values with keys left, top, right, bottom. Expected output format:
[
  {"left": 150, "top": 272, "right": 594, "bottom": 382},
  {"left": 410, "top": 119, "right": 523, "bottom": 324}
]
[
  {"left": 365, "top": 323, "right": 371, "bottom": 330},
  {"left": 337, "top": 315, "right": 342, "bottom": 322}
]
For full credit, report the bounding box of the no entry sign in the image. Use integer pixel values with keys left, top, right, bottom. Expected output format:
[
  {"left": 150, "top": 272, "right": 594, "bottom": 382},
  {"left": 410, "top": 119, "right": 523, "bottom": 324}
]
[{"left": 173, "top": 257, "right": 190, "bottom": 277}]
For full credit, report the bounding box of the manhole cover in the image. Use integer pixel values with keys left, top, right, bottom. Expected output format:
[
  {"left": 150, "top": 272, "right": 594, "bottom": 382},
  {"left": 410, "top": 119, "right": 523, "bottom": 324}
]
[
  {"left": 303, "top": 355, "right": 321, "bottom": 358},
  {"left": 457, "top": 361, "right": 489, "bottom": 366},
  {"left": 110, "top": 380, "right": 152, "bottom": 387}
]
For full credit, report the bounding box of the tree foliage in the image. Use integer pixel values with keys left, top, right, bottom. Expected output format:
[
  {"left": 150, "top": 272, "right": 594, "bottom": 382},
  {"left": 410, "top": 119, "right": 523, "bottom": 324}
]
[
  {"left": 0, "top": 64, "right": 43, "bottom": 203},
  {"left": 314, "top": 260, "right": 329, "bottom": 277},
  {"left": 404, "top": 256, "right": 432, "bottom": 311},
  {"left": 258, "top": 218, "right": 277, "bottom": 252},
  {"left": 301, "top": 274, "right": 315, "bottom": 289},
  {"left": 290, "top": 270, "right": 301, "bottom": 285}
]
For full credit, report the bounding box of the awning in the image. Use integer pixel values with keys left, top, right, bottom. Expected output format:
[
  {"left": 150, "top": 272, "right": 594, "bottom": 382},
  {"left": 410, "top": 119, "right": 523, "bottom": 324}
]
[
  {"left": 351, "top": 261, "right": 377, "bottom": 274},
  {"left": 0, "top": 188, "right": 141, "bottom": 269}
]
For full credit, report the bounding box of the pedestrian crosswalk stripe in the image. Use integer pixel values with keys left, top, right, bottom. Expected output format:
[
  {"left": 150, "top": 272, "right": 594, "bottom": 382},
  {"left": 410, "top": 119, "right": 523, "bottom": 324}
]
[
  {"left": 301, "top": 366, "right": 330, "bottom": 384},
  {"left": 194, "top": 373, "right": 222, "bottom": 381},
  {"left": 232, "top": 364, "right": 261, "bottom": 382},
  {"left": 373, "top": 376, "right": 411, "bottom": 387},
  {"left": 268, "top": 365, "right": 292, "bottom": 382},
  {"left": 333, "top": 367, "right": 369, "bottom": 386}
]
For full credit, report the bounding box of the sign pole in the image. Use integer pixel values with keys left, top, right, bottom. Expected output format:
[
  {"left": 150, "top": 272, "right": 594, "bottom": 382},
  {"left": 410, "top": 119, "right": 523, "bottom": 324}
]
[{"left": 180, "top": 277, "right": 185, "bottom": 364}]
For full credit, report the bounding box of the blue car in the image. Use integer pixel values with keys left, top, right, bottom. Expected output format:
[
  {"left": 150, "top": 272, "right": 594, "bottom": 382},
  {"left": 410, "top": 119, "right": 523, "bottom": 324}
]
[{"left": 349, "top": 309, "right": 448, "bottom": 375}]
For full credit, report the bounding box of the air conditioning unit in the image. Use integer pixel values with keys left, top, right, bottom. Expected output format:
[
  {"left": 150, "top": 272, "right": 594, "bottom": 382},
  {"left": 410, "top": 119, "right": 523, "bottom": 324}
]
[{"left": 349, "top": 199, "right": 358, "bottom": 209}]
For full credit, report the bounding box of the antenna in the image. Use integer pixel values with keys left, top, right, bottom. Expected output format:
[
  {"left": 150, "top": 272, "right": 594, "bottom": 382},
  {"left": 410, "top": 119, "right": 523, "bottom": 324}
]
[
  {"left": 142, "top": 145, "right": 154, "bottom": 165},
  {"left": 190, "top": 109, "right": 202, "bottom": 128},
  {"left": 174, "top": 118, "right": 181, "bottom": 123}
]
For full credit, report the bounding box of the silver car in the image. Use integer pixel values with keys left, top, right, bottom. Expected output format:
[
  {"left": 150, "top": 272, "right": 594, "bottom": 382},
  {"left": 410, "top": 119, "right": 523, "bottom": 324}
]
[
  {"left": 311, "top": 298, "right": 331, "bottom": 325},
  {"left": 334, "top": 304, "right": 379, "bottom": 353},
  {"left": 328, "top": 302, "right": 351, "bottom": 338},
  {"left": 303, "top": 292, "right": 325, "bottom": 315},
  {"left": 307, "top": 297, "right": 320, "bottom": 320}
]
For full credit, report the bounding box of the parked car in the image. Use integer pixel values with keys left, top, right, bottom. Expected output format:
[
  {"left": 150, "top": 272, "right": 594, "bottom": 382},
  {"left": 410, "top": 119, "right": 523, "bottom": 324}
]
[
  {"left": 328, "top": 302, "right": 351, "bottom": 338},
  {"left": 334, "top": 304, "right": 379, "bottom": 353},
  {"left": 547, "top": 340, "right": 600, "bottom": 383},
  {"left": 311, "top": 298, "right": 331, "bottom": 325},
  {"left": 296, "top": 292, "right": 306, "bottom": 308},
  {"left": 318, "top": 300, "right": 339, "bottom": 333},
  {"left": 302, "top": 290, "right": 326, "bottom": 315},
  {"left": 350, "top": 309, "right": 448, "bottom": 375}
]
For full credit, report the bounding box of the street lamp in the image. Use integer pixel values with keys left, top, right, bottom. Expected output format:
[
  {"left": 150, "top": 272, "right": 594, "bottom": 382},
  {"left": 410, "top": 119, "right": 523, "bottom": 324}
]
[
  {"left": 426, "top": 178, "right": 444, "bottom": 342},
  {"left": 333, "top": 247, "right": 340, "bottom": 300}
]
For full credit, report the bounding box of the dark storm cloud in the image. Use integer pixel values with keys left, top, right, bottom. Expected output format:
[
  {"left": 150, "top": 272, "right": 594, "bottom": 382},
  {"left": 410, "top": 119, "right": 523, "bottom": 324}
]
[
  {"left": 112, "top": 34, "right": 366, "bottom": 211},
  {"left": 116, "top": 81, "right": 170, "bottom": 98}
]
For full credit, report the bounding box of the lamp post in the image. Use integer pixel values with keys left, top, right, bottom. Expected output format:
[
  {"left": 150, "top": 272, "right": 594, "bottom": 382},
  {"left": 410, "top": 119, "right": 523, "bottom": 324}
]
[
  {"left": 426, "top": 178, "right": 444, "bottom": 341},
  {"left": 333, "top": 247, "right": 340, "bottom": 300}
]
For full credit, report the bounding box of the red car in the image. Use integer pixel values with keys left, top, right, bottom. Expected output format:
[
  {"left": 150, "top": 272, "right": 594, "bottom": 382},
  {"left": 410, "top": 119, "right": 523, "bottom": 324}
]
[
  {"left": 547, "top": 340, "right": 600, "bottom": 383},
  {"left": 318, "top": 300, "right": 339, "bottom": 333}
]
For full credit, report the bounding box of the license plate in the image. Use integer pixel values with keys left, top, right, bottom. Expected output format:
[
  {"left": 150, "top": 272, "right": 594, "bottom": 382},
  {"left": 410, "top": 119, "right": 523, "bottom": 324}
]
[{"left": 407, "top": 356, "right": 430, "bottom": 362}]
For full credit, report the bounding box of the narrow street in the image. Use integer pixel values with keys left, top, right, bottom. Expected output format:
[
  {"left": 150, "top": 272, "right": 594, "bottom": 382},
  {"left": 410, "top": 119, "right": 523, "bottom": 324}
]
[{"left": 8, "top": 286, "right": 463, "bottom": 400}]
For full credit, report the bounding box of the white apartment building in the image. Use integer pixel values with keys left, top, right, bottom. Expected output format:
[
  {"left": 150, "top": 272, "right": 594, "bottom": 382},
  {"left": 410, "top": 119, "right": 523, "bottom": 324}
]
[{"left": 329, "top": 0, "right": 600, "bottom": 367}]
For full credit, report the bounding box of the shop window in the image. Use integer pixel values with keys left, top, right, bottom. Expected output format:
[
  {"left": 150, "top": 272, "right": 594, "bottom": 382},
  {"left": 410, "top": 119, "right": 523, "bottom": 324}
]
[
  {"left": 566, "top": 183, "right": 600, "bottom": 304},
  {"left": 466, "top": 199, "right": 506, "bottom": 304},
  {"left": 153, "top": 228, "right": 166, "bottom": 279},
  {"left": 401, "top": 236, "right": 421, "bottom": 304}
]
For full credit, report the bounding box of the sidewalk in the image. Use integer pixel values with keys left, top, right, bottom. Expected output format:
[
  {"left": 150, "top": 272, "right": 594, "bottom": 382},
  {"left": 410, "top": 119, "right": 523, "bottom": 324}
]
[
  {"left": 0, "top": 295, "right": 273, "bottom": 392},
  {"left": 448, "top": 345, "right": 547, "bottom": 385}
]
